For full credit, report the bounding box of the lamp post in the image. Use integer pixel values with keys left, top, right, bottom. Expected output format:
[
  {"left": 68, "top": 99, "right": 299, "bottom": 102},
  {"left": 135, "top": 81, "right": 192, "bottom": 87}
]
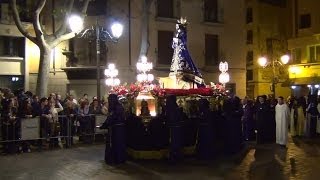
[
  {"left": 68, "top": 15, "right": 123, "bottom": 100},
  {"left": 257, "top": 54, "right": 290, "bottom": 98}
]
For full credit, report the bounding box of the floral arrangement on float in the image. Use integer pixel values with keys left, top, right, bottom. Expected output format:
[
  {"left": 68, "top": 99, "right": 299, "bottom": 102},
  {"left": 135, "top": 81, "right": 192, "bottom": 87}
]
[{"left": 109, "top": 81, "right": 226, "bottom": 98}]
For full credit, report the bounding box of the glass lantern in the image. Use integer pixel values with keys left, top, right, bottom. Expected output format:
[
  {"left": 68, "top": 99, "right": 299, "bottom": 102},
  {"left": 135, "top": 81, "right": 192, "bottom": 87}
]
[{"left": 135, "top": 91, "right": 157, "bottom": 118}]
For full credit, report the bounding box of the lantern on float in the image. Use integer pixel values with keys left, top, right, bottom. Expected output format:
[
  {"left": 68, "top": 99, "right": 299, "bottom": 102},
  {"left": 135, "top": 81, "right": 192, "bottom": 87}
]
[
  {"left": 104, "top": 63, "right": 120, "bottom": 87},
  {"left": 136, "top": 56, "right": 154, "bottom": 83},
  {"left": 219, "top": 61, "right": 230, "bottom": 85}
]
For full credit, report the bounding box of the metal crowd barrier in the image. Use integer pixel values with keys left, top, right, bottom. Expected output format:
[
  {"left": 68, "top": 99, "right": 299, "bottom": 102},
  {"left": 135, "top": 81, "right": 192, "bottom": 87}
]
[
  {"left": 95, "top": 115, "right": 108, "bottom": 134},
  {"left": 21, "top": 117, "right": 40, "bottom": 140},
  {"left": 0, "top": 114, "right": 109, "bottom": 153}
]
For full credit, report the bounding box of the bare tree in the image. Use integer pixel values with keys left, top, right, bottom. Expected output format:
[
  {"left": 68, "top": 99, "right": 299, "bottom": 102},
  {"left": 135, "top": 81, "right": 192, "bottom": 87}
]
[
  {"left": 138, "top": 0, "right": 153, "bottom": 60},
  {"left": 10, "top": 0, "right": 90, "bottom": 97}
]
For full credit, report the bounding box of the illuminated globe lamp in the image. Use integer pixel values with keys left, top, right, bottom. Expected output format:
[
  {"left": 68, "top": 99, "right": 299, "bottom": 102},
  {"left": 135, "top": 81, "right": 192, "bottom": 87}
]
[
  {"left": 219, "top": 61, "right": 229, "bottom": 72},
  {"left": 219, "top": 72, "right": 230, "bottom": 84},
  {"left": 104, "top": 63, "right": 120, "bottom": 88},
  {"left": 280, "top": 54, "right": 290, "bottom": 65},
  {"left": 219, "top": 61, "right": 230, "bottom": 85},
  {"left": 258, "top": 56, "right": 268, "bottom": 67}
]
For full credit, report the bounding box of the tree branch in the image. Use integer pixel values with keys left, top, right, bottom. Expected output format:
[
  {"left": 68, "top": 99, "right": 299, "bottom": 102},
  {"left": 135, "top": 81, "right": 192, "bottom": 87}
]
[
  {"left": 51, "top": 0, "right": 74, "bottom": 38},
  {"left": 33, "top": 0, "right": 47, "bottom": 45},
  {"left": 49, "top": 0, "right": 90, "bottom": 47},
  {"left": 81, "top": 0, "right": 90, "bottom": 15},
  {"left": 51, "top": 0, "right": 90, "bottom": 39},
  {"left": 39, "top": 15, "right": 48, "bottom": 38},
  {"left": 10, "top": 0, "right": 37, "bottom": 45},
  {"left": 50, "top": 32, "right": 76, "bottom": 48}
]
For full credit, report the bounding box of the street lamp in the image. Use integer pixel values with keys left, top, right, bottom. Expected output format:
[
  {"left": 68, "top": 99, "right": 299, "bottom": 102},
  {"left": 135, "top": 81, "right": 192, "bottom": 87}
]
[
  {"left": 257, "top": 54, "right": 290, "bottom": 97},
  {"left": 68, "top": 14, "right": 123, "bottom": 100},
  {"left": 104, "top": 63, "right": 120, "bottom": 88}
]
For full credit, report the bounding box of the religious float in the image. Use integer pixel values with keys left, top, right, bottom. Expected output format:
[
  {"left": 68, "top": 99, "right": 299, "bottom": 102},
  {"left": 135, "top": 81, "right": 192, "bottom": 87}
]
[{"left": 109, "top": 18, "right": 228, "bottom": 159}]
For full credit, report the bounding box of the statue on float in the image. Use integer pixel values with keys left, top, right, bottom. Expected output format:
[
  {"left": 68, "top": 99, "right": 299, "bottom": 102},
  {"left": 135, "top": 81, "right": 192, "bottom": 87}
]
[{"left": 159, "top": 17, "right": 205, "bottom": 89}]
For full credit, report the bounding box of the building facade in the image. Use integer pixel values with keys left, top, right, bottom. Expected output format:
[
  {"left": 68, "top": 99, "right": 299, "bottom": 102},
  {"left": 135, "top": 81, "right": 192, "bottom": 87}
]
[
  {"left": 0, "top": 1, "right": 69, "bottom": 95},
  {"left": 245, "top": 0, "right": 292, "bottom": 99},
  {"left": 287, "top": 0, "right": 320, "bottom": 97},
  {"left": 0, "top": 0, "right": 246, "bottom": 99}
]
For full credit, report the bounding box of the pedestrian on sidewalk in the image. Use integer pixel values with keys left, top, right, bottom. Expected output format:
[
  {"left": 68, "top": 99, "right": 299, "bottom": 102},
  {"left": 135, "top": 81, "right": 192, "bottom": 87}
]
[{"left": 275, "top": 96, "right": 290, "bottom": 147}]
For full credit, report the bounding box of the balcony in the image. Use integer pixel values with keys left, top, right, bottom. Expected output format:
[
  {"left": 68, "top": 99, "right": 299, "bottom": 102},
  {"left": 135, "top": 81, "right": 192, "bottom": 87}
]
[{"left": 61, "top": 66, "right": 107, "bottom": 80}]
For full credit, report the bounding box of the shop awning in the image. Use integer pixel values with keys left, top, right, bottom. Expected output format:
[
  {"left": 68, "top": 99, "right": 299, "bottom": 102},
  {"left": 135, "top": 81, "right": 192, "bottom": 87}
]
[{"left": 290, "top": 77, "right": 320, "bottom": 85}]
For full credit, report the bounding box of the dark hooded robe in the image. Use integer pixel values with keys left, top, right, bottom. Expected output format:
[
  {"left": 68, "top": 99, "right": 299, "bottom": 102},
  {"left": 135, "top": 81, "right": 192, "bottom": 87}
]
[
  {"left": 100, "top": 94, "right": 126, "bottom": 165},
  {"left": 242, "top": 100, "right": 255, "bottom": 141},
  {"left": 223, "top": 97, "right": 243, "bottom": 154},
  {"left": 196, "top": 99, "right": 215, "bottom": 160},
  {"left": 166, "top": 95, "right": 184, "bottom": 163},
  {"left": 255, "top": 96, "right": 272, "bottom": 144},
  {"left": 267, "top": 99, "right": 277, "bottom": 143}
]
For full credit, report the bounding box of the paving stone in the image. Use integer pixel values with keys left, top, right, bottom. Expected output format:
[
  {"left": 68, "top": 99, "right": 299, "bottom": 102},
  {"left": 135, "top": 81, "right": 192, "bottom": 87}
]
[{"left": 1, "top": 136, "right": 320, "bottom": 179}]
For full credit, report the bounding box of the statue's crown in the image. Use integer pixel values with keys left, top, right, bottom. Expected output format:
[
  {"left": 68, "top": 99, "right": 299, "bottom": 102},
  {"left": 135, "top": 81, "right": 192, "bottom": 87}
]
[{"left": 177, "top": 17, "right": 187, "bottom": 25}]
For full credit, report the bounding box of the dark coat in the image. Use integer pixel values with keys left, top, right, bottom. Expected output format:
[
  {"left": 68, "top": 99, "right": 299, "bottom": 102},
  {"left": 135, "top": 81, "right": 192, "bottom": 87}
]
[
  {"left": 242, "top": 102, "right": 255, "bottom": 140},
  {"left": 255, "top": 102, "right": 273, "bottom": 144},
  {"left": 101, "top": 99, "right": 126, "bottom": 165}
]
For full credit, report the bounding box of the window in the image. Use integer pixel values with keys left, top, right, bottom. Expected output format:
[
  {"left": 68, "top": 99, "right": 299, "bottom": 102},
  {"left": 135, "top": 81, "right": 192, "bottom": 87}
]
[
  {"left": 74, "top": 0, "right": 107, "bottom": 16},
  {"left": 291, "top": 48, "right": 301, "bottom": 64},
  {"left": 17, "top": 0, "right": 32, "bottom": 22},
  {"left": 299, "top": 14, "right": 311, "bottom": 29},
  {"left": 0, "top": 3, "right": 4, "bottom": 20},
  {"left": 72, "top": 38, "right": 107, "bottom": 66},
  {"left": 88, "top": 41, "right": 107, "bottom": 65},
  {"left": 309, "top": 45, "right": 320, "bottom": 63},
  {"left": 157, "top": 30, "right": 174, "bottom": 65},
  {"left": 1, "top": 1, "right": 31, "bottom": 22},
  {"left": 204, "top": 0, "right": 218, "bottom": 22},
  {"left": 246, "top": 30, "right": 253, "bottom": 44},
  {"left": 246, "top": 8, "right": 253, "bottom": 24},
  {"left": 246, "top": 51, "right": 253, "bottom": 65},
  {"left": 205, "top": 34, "right": 219, "bottom": 66},
  {"left": 0, "top": 75, "right": 24, "bottom": 92},
  {"left": 246, "top": 84, "right": 255, "bottom": 99},
  {"left": 259, "top": 0, "right": 287, "bottom": 7},
  {"left": 157, "top": 0, "right": 180, "bottom": 18},
  {"left": 0, "top": 36, "right": 25, "bottom": 57},
  {"left": 246, "top": 70, "right": 253, "bottom": 81},
  {"left": 86, "top": 0, "right": 107, "bottom": 16}
]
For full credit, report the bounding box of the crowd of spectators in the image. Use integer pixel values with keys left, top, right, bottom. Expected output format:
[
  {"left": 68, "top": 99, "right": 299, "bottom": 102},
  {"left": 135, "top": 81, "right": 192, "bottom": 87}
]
[{"left": 0, "top": 88, "right": 108, "bottom": 154}]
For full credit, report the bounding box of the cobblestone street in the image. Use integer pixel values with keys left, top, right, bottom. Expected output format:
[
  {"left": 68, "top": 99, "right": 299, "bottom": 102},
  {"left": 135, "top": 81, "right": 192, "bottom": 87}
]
[{"left": 1, "top": 136, "right": 320, "bottom": 180}]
